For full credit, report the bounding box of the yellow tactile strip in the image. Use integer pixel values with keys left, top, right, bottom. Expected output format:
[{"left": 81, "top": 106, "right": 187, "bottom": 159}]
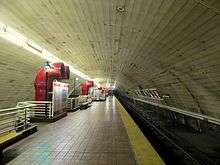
[
  {"left": 116, "top": 99, "right": 165, "bottom": 165},
  {"left": 0, "top": 131, "right": 18, "bottom": 144}
]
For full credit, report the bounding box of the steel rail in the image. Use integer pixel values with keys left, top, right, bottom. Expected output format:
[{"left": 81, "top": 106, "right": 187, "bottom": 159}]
[{"left": 132, "top": 97, "right": 220, "bottom": 126}]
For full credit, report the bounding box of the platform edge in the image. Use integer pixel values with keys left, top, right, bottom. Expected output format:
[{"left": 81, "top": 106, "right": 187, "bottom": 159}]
[{"left": 116, "top": 98, "right": 165, "bottom": 165}]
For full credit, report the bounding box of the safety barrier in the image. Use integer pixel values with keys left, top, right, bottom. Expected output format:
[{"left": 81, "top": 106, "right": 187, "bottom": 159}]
[
  {"left": 132, "top": 97, "right": 220, "bottom": 126},
  {"left": 17, "top": 101, "right": 53, "bottom": 119},
  {"left": 0, "top": 104, "right": 35, "bottom": 136},
  {"left": 67, "top": 96, "right": 92, "bottom": 111},
  {"left": 67, "top": 97, "right": 80, "bottom": 110},
  {"left": 80, "top": 95, "right": 92, "bottom": 106}
]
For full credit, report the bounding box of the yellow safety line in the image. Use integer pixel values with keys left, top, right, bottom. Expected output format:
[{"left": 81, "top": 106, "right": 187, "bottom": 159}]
[
  {"left": 116, "top": 99, "right": 165, "bottom": 165},
  {"left": 0, "top": 131, "right": 18, "bottom": 143}
]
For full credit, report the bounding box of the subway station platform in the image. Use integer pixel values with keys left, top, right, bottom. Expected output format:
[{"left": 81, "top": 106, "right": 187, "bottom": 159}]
[{"left": 2, "top": 97, "right": 164, "bottom": 165}]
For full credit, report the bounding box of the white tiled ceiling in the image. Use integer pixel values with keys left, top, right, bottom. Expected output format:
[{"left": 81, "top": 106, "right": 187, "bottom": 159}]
[{"left": 0, "top": 0, "right": 220, "bottom": 117}]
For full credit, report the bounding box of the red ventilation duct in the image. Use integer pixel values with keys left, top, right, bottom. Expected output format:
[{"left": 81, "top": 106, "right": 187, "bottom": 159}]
[
  {"left": 34, "top": 62, "right": 70, "bottom": 101},
  {"left": 81, "top": 80, "right": 94, "bottom": 95},
  {"left": 63, "top": 65, "right": 70, "bottom": 79}
]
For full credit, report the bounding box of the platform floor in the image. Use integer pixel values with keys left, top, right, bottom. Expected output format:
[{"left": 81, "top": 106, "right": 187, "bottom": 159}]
[
  {"left": 3, "top": 97, "right": 136, "bottom": 164},
  {"left": 2, "top": 97, "right": 163, "bottom": 165}
]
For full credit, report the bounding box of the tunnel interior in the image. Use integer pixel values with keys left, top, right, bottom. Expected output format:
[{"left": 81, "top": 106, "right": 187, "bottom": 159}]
[{"left": 0, "top": 0, "right": 220, "bottom": 164}]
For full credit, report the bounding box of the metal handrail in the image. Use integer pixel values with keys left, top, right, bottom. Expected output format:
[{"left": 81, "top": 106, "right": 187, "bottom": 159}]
[
  {"left": 67, "top": 95, "right": 92, "bottom": 110},
  {"left": 67, "top": 97, "right": 80, "bottom": 110},
  {"left": 0, "top": 104, "right": 35, "bottom": 112},
  {"left": 0, "top": 104, "right": 36, "bottom": 136},
  {"left": 137, "top": 95, "right": 164, "bottom": 101},
  {"left": 68, "top": 83, "right": 81, "bottom": 97},
  {"left": 17, "top": 101, "right": 53, "bottom": 118},
  {"left": 132, "top": 97, "right": 220, "bottom": 126}
]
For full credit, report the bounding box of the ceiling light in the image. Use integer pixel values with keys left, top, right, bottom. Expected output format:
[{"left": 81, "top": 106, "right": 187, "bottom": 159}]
[
  {"left": 0, "top": 21, "right": 92, "bottom": 81},
  {"left": 26, "top": 40, "right": 43, "bottom": 53}
]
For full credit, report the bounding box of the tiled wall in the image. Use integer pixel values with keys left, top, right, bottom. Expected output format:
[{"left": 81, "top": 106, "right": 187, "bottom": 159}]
[{"left": 0, "top": 39, "right": 44, "bottom": 109}]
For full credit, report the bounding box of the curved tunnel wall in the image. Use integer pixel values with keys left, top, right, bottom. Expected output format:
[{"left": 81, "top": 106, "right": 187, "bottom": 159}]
[
  {"left": 0, "top": 0, "right": 219, "bottom": 119},
  {"left": 0, "top": 38, "right": 44, "bottom": 108},
  {"left": 0, "top": 38, "right": 82, "bottom": 108}
]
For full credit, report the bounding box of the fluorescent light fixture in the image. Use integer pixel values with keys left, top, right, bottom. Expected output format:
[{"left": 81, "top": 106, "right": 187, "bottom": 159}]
[
  {"left": 0, "top": 21, "right": 92, "bottom": 80},
  {"left": 26, "top": 40, "right": 43, "bottom": 53}
]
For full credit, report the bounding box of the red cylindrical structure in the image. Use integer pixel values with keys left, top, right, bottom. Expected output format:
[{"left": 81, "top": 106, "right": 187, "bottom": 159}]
[
  {"left": 34, "top": 62, "right": 70, "bottom": 101},
  {"left": 81, "top": 80, "right": 94, "bottom": 95},
  {"left": 63, "top": 65, "right": 70, "bottom": 79}
]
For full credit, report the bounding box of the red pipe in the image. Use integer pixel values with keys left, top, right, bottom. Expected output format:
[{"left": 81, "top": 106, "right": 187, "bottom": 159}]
[
  {"left": 34, "top": 62, "right": 70, "bottom": 101},
  {"left": 81, "top": 80, "right": 94, "bottom": 95},
  {"left": 63, "top": 65, "right": 70, "bottom": 79}
]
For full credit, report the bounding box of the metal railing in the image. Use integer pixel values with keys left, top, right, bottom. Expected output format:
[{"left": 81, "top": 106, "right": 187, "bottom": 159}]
[
  {"left": 136, "top": 95, "right": 164, "bottom": 103},
  {"left": 17, "top": 101, "right": 53, "bottom": 118},
  {"left": 67, "top": 97, "right": 80, "bottom": 110},
  {"left": 79, "top": 95, "right": 91, "bottom": 105},
  {"left": 68, "top": 83, "right": 81, "bottom": 97},
  {"left": 132, "top": 97, "right": 220, "bottom": 126},
  {"left": 67, "top": 95, "right": 92, "bottom": 110},
  {"left": 0, "top": 104, "right": 36, "bottom": 136}
]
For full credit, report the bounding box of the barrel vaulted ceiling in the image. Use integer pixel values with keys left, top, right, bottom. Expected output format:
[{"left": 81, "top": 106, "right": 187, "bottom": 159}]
[{"left": 0, "top": 0, "right": 220, "bottom": 117}]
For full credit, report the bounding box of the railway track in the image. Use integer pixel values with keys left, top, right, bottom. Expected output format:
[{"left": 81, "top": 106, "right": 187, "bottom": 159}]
[{"left": 117, "top": 95, "right": 218, "bottom": 165}]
